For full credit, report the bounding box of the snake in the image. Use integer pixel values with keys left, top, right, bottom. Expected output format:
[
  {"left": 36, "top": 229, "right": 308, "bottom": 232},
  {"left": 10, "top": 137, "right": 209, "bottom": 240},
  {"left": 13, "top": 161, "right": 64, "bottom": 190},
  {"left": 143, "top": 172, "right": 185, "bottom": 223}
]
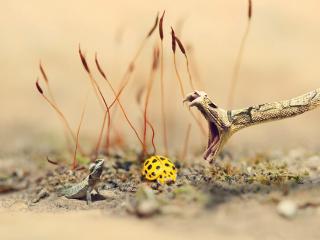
[{"left": 183, "top": 89, "right": 320, "bottom": 162}]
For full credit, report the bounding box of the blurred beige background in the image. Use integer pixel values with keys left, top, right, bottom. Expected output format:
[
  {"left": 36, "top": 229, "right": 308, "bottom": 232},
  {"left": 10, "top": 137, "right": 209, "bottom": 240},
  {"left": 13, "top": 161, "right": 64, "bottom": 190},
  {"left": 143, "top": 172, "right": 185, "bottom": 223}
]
[{"left": 1, "top": 0, "right": 320, "bottom": 154}]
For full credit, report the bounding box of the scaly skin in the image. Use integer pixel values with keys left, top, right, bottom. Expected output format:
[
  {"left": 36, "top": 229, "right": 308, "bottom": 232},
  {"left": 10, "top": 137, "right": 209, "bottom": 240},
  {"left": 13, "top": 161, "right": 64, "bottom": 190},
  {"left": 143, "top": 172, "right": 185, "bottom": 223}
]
[
  {"left": 59, "top": 159, "right": 104, "bottom": 204},
  {"left": 184, "top": 89, "right": 320, "bottom": 163}
]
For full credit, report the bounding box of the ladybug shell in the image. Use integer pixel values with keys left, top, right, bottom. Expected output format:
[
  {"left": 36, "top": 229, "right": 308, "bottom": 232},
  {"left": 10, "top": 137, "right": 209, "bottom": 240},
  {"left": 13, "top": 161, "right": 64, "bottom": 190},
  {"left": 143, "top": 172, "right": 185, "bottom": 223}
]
[{"left": 142, "top": 155, "right": 177, "bottom": 184}]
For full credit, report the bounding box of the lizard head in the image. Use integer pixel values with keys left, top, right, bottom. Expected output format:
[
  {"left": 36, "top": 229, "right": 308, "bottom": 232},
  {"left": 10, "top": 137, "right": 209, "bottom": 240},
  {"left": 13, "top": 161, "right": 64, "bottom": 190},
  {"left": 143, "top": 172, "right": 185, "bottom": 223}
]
[
  {"left": 89, "top": 159, "right": 104, "bottom": 179},
  {"left": 184, "top": 90, "right": 231, "bottom": 162}
]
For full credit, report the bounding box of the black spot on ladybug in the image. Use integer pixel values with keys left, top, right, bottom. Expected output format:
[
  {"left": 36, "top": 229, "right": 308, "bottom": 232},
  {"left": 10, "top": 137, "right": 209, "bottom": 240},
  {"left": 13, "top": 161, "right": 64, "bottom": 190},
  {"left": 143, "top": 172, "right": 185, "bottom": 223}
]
[
  {"left": 156, "top": 166, "right": 160, "bottom": 170},
  {"left": 165, "top": 163, "right": 169, "bottom": 167},
  {"left": 159, "top": 175, "right": 162, "bottom": 178},
  {"left": 152, "top": 172, "right": 156, "bottom": 176},
  {"left": 172, "top": 166, "right": 176, "bottom": 170},
  {"left": 152, "top": 159, "right": 157, "bottom": 163},
  {"left": 170, "top": 171, "right": 173, "bottom": 175},
  {"left": 144, "top": 160, "right": 149, "bottom": 166},
  {"left": 147, "top": 165, "right": 152, "bottom": 170},
  {"left": 164, "top": 170, "right": 166, "bottom": 174},
  {"left": 145, "top": 170, "right": 147, "bottom": 174},
  {"left": 160, "top": 157, "right": 165, "bottom": 160},
  {"left": 148, "top": 174, "right": 152, "bottom": 178}
]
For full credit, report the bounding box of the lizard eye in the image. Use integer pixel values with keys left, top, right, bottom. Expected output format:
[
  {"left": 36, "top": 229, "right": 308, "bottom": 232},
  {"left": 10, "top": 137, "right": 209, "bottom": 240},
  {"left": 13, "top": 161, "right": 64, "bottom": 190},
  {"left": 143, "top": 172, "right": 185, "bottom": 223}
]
[
  {"left": 95, "top": 159, "right": 104, "bottom": 164},
  {"left": 141, "top": 155, "right": 177, "bottom": 185}
]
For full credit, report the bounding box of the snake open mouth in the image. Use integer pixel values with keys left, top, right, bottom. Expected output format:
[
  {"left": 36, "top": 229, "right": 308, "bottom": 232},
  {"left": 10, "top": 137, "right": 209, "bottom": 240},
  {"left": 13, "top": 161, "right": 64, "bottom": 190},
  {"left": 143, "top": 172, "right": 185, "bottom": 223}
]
[
  {"left": 203, "top": 121, "right": 220, "bottom": 160},
  {"left": 183, "top": 91, "right": 221, "bottom": 161}
]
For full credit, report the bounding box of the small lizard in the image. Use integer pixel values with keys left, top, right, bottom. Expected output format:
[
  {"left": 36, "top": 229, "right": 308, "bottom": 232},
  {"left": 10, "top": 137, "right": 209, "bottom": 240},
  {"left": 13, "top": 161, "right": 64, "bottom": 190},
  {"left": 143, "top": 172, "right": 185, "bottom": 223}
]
[
  {"left": 184, "top": 89, "right": 320, "bottom": 163},
  {"left": 59, "top": 159, "right": 104, "bottom": 204}
]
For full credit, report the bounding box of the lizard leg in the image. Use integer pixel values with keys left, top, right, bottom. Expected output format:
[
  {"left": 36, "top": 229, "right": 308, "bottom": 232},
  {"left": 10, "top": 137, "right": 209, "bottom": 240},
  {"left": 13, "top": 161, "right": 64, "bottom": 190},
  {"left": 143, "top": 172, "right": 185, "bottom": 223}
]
[
  {"left": 94, "top": 186, "right": 100, "bottom": 195},
  {"left": 86, "top": 187, "right": 93, "bottom": 205}
]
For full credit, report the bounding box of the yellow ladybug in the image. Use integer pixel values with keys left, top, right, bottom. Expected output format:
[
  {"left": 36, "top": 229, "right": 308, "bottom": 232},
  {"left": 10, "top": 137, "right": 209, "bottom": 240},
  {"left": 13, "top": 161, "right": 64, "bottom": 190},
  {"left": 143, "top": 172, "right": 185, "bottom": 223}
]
[{"left": 142, "top": 155, "right": 177, "bottom": 185}]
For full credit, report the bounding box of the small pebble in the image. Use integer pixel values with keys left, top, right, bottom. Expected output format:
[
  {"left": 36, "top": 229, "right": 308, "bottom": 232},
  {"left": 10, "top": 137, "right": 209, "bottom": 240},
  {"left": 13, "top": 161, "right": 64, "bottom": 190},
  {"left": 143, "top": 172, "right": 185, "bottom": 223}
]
[
  {"left": 103, "top": 181, "right": 118, "bottom": 190},
  {"left": 277, "top": 200, "right": 297, "bottom": 219},
  {"left": 136, "top": 200, "right": 159, "bottom": 217},
  {"left": 100, "top": 190, "right": 117, "bottom": 199},
  {"left": 150, "top": 182, "right": 159, "bottom": 190}
]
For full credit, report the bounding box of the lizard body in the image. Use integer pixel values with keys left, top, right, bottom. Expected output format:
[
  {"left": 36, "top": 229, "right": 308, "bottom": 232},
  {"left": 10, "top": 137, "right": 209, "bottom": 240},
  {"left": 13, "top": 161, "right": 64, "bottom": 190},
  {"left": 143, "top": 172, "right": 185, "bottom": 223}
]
[{"left": 59, "top": 159, "right": 104, "bottom": 204}]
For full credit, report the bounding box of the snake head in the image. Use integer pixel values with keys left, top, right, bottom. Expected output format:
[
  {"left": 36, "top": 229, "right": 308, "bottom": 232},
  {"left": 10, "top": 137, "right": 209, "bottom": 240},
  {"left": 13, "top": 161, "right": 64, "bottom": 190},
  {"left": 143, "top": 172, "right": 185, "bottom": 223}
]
[
  {"left": 183, "top": 91, "right": 213, "bottom": 108},
  {"left": 184, "top": 91, "right": 231, "bottom": 163}
]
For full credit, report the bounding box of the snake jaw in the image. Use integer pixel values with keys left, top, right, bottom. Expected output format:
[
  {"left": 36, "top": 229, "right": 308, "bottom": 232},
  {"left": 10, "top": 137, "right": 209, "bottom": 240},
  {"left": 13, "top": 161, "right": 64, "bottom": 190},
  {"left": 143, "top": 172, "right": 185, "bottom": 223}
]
[{"left": 204, "top": 121, "right": 221, "bottom": 162}]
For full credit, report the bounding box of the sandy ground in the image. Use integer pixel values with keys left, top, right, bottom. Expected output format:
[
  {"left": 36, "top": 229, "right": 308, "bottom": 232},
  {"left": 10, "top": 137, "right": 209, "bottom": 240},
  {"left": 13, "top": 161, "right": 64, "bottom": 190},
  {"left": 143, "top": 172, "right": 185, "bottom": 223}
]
[
  {"left": 1, "top": 147, "right": 320, "bottom": 240},
  {"left": 1, "top": 193, "right": 320, "bottom": 240}
]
